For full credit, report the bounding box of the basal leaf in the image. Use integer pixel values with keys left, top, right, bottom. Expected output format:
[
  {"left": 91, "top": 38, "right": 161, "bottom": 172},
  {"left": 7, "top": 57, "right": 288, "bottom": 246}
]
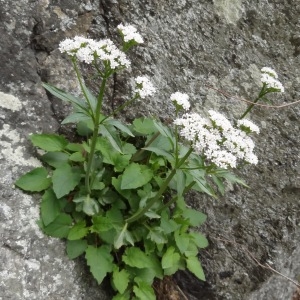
[
  {"left": 99, "top": 124, "right": 123, "bottom": 153},
  {"left": 42, "top": 213, "right": 72, "bottom": 238},
  {"left": 82, "top": 195, "right": 100, "bottom": 216},
  {"left": 52, "top": 163, "right": 81, "bottom": 198},
  {"left": 133, "top": 282, "right": 155, "bottom": 300},
  {"left": 122, "top": 247, "right": 152, "bottom": 269},
  {"left": 30, "top": 134, "right": 68, "bottom": 152},
  {"left": 113, "top": 268, "right": 130, "bottom": 294},
  {"left": 41, "top": 152, "right": 69, "bottom": 168},
  {"left": 182, "top": 208, "right": 207, "bottom": 227},
  {"left": 132, "top": 117, "right": 156, "bottom": 134},
  {"left": 161, "top": 246, "right": 180, "bottom": 270},
  {"left": 67, "top": 239, "right": 88, "bottom": 259},
  {"left": 41, "top": 189, "right": 61, "bottom": 226},
  {"left": 68, "top": 220, "right": 89, "bottom": 240},
  {"left": 186, "top": 256, "right": 206, "bottom": 281},
  {"left": 121, "top": 163, "right": 153, "bottom": 190},
  {"left": 189, "top": 231, "right": 209, "bottom": 248},
  {"left": 105, "top": 119, "right": 134, "bottom": 137},
  {"left": 85, "top": 245, "right": 114, "bottom": 284},
  {"left": 143, "top": 146, "right": 173, "bottom": 161},
  {"left": 175, "top": 231, "right": 190, "bottom": 254},
  {"left": 15, "top": 167, "right": 51, "bottom": 192},
  {"left": 92, "top": 216, "right": 113, "bottom": 233}
]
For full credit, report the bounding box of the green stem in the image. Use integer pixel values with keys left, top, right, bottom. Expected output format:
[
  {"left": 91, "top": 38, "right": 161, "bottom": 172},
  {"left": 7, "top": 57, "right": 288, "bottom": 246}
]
[
  {"left": 85, "top": 77, "right": 107, "bottom": 193},
  {"left": 239, "top": 84, "right": 268, "bottom": 119},
  {"left": 72, "top": 58, "right": 95, "bottom": 121},
  {"left": 130, "top": 132, "right": 160, "bottom": 162},
  {"left": 101, "top": 95, "right": 139, "bottom": 123},
  {"left": 126, "top": 147, "right": 194, "bottom": 223}
]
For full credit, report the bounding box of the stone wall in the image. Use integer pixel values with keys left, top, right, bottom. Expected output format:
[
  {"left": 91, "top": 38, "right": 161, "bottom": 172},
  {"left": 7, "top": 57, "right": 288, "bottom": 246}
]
[{"left": 0, "top": 1, "right": 299, "bottom": 299}]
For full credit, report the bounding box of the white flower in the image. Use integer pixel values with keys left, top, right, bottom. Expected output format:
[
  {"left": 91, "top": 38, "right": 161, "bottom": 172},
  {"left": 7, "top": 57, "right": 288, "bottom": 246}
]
[
  {"left": 174, "top": 112, "right": 259, "bottom": 169},
  {"left": 117, "top": 24, "right": 144, "bottom": 44},
  {"left": 261, "top": 67, "right": 278, "bottom": 79},
  {"left": 261, "top": 68, "right": 284, "bottom": 92},
  {"left": 237, "top": 119, "right": 260, "bottom": 134},
  {"left": 134, "top": 76, "right": 156, "bottom": 98},
  {"left": 170, "top": 92, "right": 190, "bottom": 111},
  {"left": 58, "top": 37, "right": 131, "bottom": 69}
]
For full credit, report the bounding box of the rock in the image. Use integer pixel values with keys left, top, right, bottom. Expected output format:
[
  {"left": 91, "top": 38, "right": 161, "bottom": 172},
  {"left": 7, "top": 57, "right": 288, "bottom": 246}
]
[{"left": 1, "top": 0, "right": 299, "bottom": 299}]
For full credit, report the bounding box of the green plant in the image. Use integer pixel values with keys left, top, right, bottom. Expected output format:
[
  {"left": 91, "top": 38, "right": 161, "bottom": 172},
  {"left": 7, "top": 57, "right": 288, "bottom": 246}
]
[{"left": 15, "top": 25, "right": 283, "bottom": 299}]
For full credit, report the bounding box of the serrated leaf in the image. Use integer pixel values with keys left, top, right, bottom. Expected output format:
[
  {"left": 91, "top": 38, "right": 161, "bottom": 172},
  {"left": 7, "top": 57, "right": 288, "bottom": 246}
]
[
  {"left": 121, "top": 163, "right": 153, "bottom": 190},
  {"left": 122, "top": 247, "right": 152, "bottom": 269},
  {"left": 41, "top": 152, "right": 69, "bottom": 168},
  {"left": 147, "top": 228, "right": 167, "bottom": 244},
  {"left": 85, "top": 245, "right": 114, "bottom": 284},
  {"left": 113, "top": 268, "right": 130, "bottom": 294},
  {"left": 133, "top": 282, "right": 155, "bottom": 300},
  {"left": 186, "top": 256, "right": 206, "bottom": 281},
  {"left": 30, "top": 134, "right": 68, "bottom": 152},
  {"left": 43, "top": 213, "right": 72, "bottom": 238},
  {"left": 41, "top": 189, "right": 61, "bottom": 226},
  {"left": 112, "top": 291, "right": 131, "bottom": 300},
  {"left": 182, "top": 208, "right": 207, "bottom": 227},
  {"left": 67, "top": 239, "right": 88, "bottom": 259},
  {"left": 189, "top": 232, "right": 209, "bottom": 248},
  {"left": 52, "top": 163, "right": 81, "bottom": 198},
  {"left": 68, "top": 220, "right": 89, "bottom": 240},
  {"left": 15, "top": 167, "right": 51, "bottom": 192},
  {"left": 161, "top": 246, "right": 180, "bottom": 269},
  {"left": 133, "top": 117, "right": 156, "bottom": 134},
  {"left": 175, "top": 231, "right": 190, "bottom": 254},
  {"left": 69, "top": 151, "right": 85, "bottom": 162},
  {"left": 92, "top": 216, "right": 113, "bottom": 232},
  {"left": 83, "top": 195, "right": 99, "bottom": 216}
]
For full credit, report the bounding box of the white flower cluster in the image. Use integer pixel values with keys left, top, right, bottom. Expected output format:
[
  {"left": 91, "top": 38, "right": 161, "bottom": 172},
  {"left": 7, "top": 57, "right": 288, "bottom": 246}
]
[
  {"left": 174, "top": 111, "right": 259, "bottom": 169},
  {"left": 261, "top": 67, "right": 284, "bottom": 92},
  {"left": 134, "top": 76, "right": 156, "bottom": 98},
  {"left": 117, "top": 24, "right": 144, "bottom": 44},
  {"left": 170, "top": 92, "right": 190, "bottom": 111},
  {"left": 59, "top": 37, "right": 130, "bottom": 69},
  {"left": 237, "top": 119, "right": 260, "bottom": 134}
]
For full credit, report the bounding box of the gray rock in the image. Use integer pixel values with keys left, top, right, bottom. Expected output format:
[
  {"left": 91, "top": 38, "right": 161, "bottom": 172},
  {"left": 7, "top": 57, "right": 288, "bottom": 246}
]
[{"left": 1, "top": 0, "right": 299, "bottom": 299}]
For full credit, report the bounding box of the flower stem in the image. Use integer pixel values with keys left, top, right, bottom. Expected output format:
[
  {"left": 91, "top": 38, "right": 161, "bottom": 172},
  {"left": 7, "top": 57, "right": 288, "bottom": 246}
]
[
  {"left": 85, "top": 77, "right": 107, "bottom": 194},
  {"left": 126, "top": 147, "right": 193, "bottom": 223}
]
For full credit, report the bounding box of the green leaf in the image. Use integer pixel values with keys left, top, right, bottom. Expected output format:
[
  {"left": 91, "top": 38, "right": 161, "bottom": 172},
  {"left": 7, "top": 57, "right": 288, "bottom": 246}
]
[
  {"left": 133, "top": 117, "right": 156, "bottom": 134},
  {"left": 182, "top": 208, "right": 207, "bottom": 227},
  {"left": 160, "top": 215, "right": 179, "bottom": 234},
  {"left": 81, "top": 82, "right": 97, "bottom": 111},
  {"left": 99, "top": 124, "right": 123, "bottom": 153},
  {"left": 41, "top": 189, "right": 61, "bottom": 226},
  {"left": 147, "top": 227, "right": 167, "bottom": 244},
  {"left": 114, "top": 225, "right": 135, "bottom": 249},
  {"left": 143, "top": 147, "right": 173, "bottom": 161},
  {"left": 161, "top": 246, "right": 180, "bottom": 269},
  {"left": 62, "top": 112, "right": 91, "bottom": 125},
  {"left": 92, "top": 216, "right": 113, "bottom": 232},
  {"left": 43, "top": 213, "right": 72, "bottom": 238},
  {"left": 133, "top": 282, "right": 155, "bottom": 300},
  {"left": 85, "top": 245, "right": 114, "bottom": 284},
  {"left": 122, "top": 247, "right": 152, "bottom": 269},
  {"left": 83, "top": 195, "right": 100, "bottom": 216},
  {"left": 175, "top": 231, "right": 190, "bottom": 254},
  {"left": 189, "top": 232, "right": 209, "bottom": 248},
  {"left": 42, "top": 82, "right": 88, "bottom": 113},
  {"left": 187, "top": 169, "right": 216, "bottom": 197},
  {"left": 15, "top": 167, "right": 51, "bottom": 192},
  {"left": 112, "top": 291, "right": 131, "bottom": 300},
  {"left": 175, "top": 169, "right": 186, "bottom": 196},
  {"left": 211, "top": 175, "right": 225, "bottom": 195},
  {"left": 41, "top": 152, "right": 69, "bottom": 168},
  {"left": 69, "top": 152, "right": 85, "bottom": 162},
  {"left": 215, "top": 170, "right": 248, "bottom": 187},
  {"left": 68, "top": 220, "right": 89, "bottom": 240},
  {"left": 67, "top": 239, "right": 88, "bottom": 259},
  {"left": 52, "top": 164, "right": 81, "bottom": 198},
  {"left": 186, "top": 256, "right": 206, "bottom": 281},
  {"left": 30, "top": 134, "right": 68, "bottom": 152},
  {"left": 121, "top": 163, "right": 153, "bottom": 190},
  {"left": 105, "top": 119, "right": 134, "bottom": 137},
  {"left": 153, "top": 120, "right": 174, "bottom": 142},
  {"left": 113, "top": 268, "right": 130, "bottom": 294}
]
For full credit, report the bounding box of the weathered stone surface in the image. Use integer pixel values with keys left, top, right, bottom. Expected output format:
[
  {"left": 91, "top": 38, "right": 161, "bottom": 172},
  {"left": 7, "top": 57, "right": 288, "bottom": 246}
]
[{"left": 1, "top": 0, "right": 299, "bottom": 299}]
